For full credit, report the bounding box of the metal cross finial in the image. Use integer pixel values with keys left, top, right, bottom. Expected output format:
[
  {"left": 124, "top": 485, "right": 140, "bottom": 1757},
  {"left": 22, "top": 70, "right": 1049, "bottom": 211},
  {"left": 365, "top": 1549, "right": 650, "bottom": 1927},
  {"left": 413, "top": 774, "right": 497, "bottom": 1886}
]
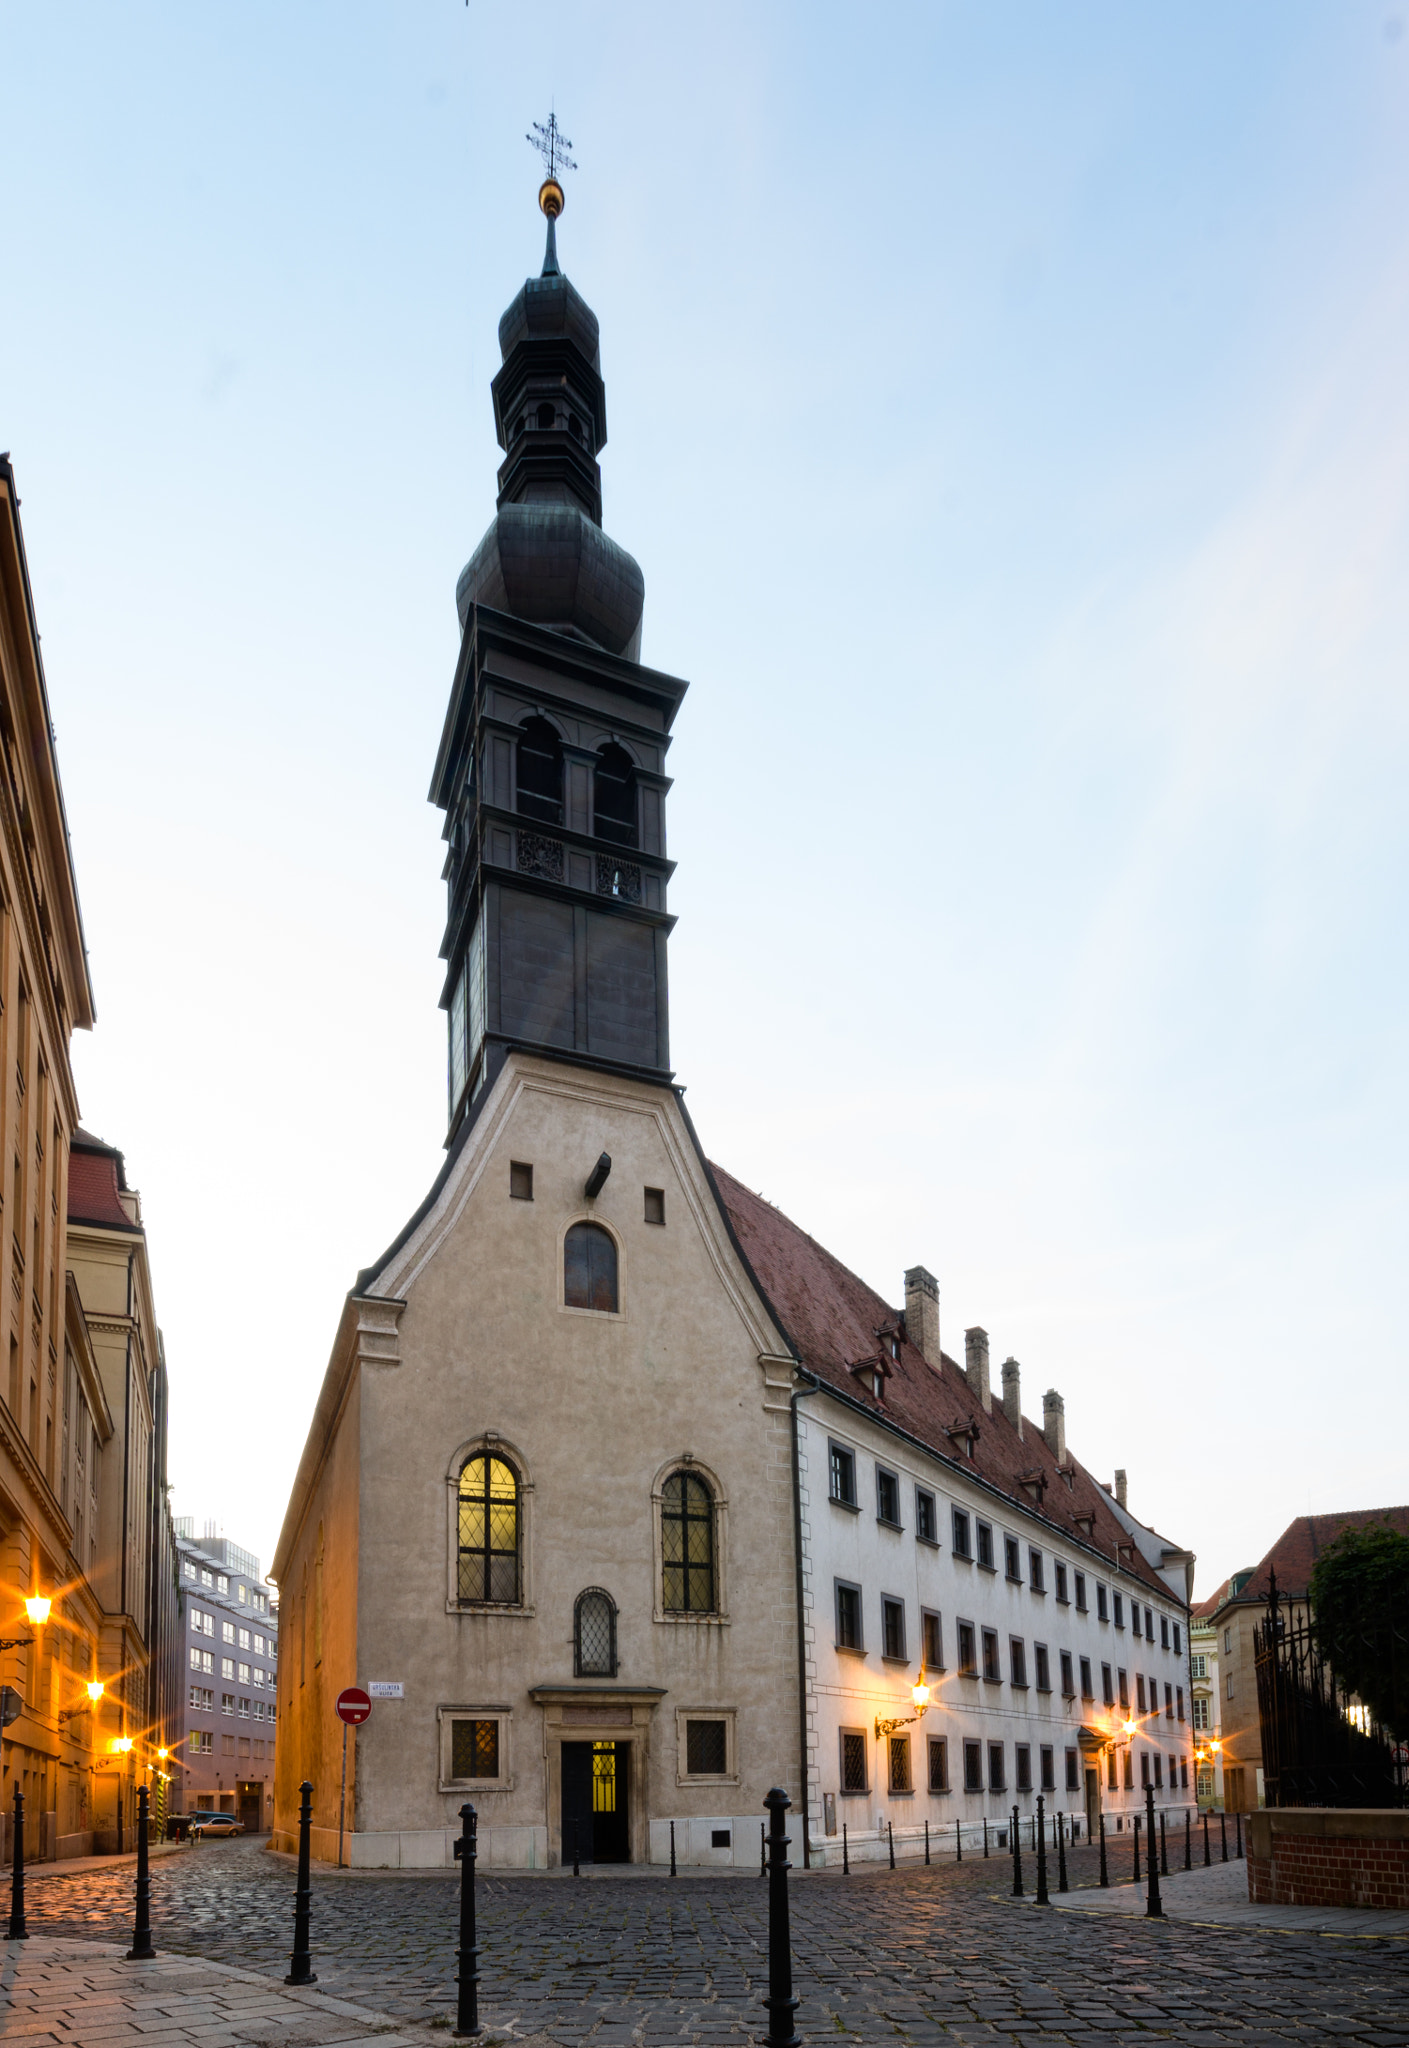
[{"left": 527, "top": 112, "right": 576, "bottom": 184}]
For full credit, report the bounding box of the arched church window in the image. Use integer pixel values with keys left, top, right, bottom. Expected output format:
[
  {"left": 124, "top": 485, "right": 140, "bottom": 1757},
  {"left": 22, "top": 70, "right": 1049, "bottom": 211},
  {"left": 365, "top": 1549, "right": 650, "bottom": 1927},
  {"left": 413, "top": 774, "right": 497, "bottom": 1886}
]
[
  {"left": 574, "top": 1587, "right": 617, "bottom": 1677},
  {"left": 564, "top": 1222, "right": 618, "bottom": 1313},
  {"left": 536, "top": 401, "right": 555, "bottom": 430},
  {"left": 516, "top": 716, "right": 563, "bottom": 827},
  {"left": 593, "top": 743, "right": 638, "bottom": 849},
  {"left": 661, "top": 1471, "right": 716, "bottom": 1613},
  {"left": 457, "top": 1453, "right": 521, "bottom": 1604}
]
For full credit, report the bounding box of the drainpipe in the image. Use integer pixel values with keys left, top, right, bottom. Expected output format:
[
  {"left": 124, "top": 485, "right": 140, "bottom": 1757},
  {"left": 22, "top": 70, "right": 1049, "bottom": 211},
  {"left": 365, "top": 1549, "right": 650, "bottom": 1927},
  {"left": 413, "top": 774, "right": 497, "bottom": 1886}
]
[{"left": 789, "top": 1371, "right": 821, "bottom": 1870}]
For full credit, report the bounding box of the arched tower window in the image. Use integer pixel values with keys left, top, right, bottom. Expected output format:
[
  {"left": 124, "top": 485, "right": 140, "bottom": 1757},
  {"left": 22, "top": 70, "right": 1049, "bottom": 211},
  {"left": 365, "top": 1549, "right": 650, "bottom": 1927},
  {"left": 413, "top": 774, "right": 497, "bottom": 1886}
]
[
  {"left": 457, "top": 1452, "right": 521, "bottom": 1604},
  {"left": 516, "top": 716, "right": 563, "bottom": 827},
  {"left": 564, "top": 1222, "right": 618, "bottom": 1313},
  {"left": 661, "top": 1470, "right": 716, "bottom": 1613},
  {"left": 593, "top": 742, "right": 638, "bottom": 848},
  {"left": 574, "top": 1587, "right": 618, "bottom": 1677},
  {"left": 536, "top": 401, "right": 555, "bottom": 430}
]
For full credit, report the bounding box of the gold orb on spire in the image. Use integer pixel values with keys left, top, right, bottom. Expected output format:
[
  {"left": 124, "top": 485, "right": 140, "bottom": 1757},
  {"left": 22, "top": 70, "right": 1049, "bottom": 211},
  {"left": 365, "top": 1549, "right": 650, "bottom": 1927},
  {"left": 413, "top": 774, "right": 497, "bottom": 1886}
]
[{"left": 539, "top": 177, "right": 565, "bottom": 220}]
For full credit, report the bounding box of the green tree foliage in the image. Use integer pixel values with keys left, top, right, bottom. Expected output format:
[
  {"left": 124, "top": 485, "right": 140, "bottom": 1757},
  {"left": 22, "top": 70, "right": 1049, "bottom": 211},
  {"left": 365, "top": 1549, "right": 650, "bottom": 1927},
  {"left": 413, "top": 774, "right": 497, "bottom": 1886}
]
[{"left": 1308, "top": 1522, "right": 1409, "bottom": 1741}]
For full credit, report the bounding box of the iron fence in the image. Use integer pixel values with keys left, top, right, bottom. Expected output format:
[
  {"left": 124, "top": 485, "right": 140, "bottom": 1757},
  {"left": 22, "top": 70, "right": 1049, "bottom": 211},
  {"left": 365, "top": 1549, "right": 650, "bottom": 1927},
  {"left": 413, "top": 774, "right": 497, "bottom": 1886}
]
[{"left": 1254, "top": 1569, "right": 1408, "bottom": 1808}]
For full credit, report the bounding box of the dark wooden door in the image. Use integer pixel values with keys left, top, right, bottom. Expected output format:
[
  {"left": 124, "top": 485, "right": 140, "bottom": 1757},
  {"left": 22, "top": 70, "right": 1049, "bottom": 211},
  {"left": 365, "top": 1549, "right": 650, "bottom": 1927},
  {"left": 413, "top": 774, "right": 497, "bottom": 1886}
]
[
  {"left": 561, "top": 1741, "right": 630, "bottom": 1864},
  {"left": 1084, "top": 1768, "right": 1100, "bottom": 1842}
]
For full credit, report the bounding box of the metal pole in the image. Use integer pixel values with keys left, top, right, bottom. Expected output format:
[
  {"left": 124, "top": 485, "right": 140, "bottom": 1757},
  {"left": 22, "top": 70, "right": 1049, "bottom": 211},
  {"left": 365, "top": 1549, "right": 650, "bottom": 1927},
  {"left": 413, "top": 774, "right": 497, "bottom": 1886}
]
[
  {"left": 1010, "top": 1804, "right": 1023, "bottom": 1897},
  {"left": 982, "top": 1815, "right": 988, "bottom": 1858},
  {"left": 284, "top": 1780, "right": 317, "bottom": 1985},
  {"left": 955, "top": 1819, "right": 961, "bottom": 1863},
  {"left": 1098, "top": 1810, "right": 1108, "bottom": 1888},
  {"left": 761, "top": 1821, "right": 767, "bottom": 1879},
  {"left": 923, "top": 1818, "right": 930, "bottom": 1866},
  {"left": 842, "top": 1821, "right": 849, "bottom": 1876},
  {"left": 887, "top": 1820, "right": 894, "bottom": 1870},
  {"left": 1203, "top": 1812, "right": 1210, "bottom": 1866},
  {"left": 670, "top": 1819, "right": 677, "bottom": 1878},
  {"left": 1056, "top": 1810, "right": 1068, "bottom": 1894},
  {"left": 1235, "top": 1812, "right": 1243, "bottom": 1861},
  {"left": 1184, "top": 1812, "right": 1191, "bottom": 1871},
  {"left": 762, "top": 1788, "right": 799, "bottom": 2048},
  {"left": 1144, "top": 1787, "right": 1163, "bottom": 1918},
  {"left": 1133, "top": 1814, "right": 1141, "bottom": 1880},
  {"left": 1160, "top": 1810, "right": 1168, "bottom": 1876},
  {"left": 452, "top": 1802, "right": 480, "bottom": 2037},
  {"left": 1034, "top": 1796, "right": 1049, "bottom": 1904},
  {"left": 338, "top": 1721, "right": 348, "bottom": 1870},
  {"left": 7, "top": 1786, "right": 27, "bottom": 1940},
  {"left": 1219, "top": 1811, "right": 1228, "bottom": 1863},
  {"left": 125, "top": 1784, "right": 155, "bottom": 1960}
]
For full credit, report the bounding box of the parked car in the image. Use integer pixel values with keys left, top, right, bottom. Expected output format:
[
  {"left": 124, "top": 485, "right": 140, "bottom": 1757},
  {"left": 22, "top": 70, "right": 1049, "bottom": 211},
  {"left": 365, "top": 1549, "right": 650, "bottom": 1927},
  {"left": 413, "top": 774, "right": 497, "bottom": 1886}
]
[{"left": 190, "top": 1812, "right": 244, "bottom": 1838}]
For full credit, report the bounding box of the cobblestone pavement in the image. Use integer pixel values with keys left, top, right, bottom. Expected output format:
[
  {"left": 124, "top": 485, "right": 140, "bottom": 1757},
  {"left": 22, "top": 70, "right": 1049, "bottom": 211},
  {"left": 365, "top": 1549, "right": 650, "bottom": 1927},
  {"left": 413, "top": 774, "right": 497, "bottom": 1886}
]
[{"left": 14, "top": 1836, "right": 1409, "bottom": 2046}]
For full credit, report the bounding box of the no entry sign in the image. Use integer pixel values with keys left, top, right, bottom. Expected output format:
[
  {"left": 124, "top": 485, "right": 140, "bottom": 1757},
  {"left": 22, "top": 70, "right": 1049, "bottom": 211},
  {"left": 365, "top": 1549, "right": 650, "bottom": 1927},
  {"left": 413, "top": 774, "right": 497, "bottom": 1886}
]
[{"left": 336, "top": 1687, "right": 372, "bottom": 1725}]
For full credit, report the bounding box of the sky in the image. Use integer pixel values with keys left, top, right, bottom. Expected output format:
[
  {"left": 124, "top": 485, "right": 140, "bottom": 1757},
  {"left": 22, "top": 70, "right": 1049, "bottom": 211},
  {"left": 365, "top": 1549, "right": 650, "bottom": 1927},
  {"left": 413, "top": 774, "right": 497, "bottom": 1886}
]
[{"left": 2, "top": 3, "right": 1406, "bottom": 1598}]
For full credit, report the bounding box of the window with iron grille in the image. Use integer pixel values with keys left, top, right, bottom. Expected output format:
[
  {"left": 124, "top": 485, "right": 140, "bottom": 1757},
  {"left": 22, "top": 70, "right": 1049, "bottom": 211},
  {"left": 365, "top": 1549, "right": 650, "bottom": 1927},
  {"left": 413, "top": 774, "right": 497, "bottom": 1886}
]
[
  {"left": 840, "top": 1729, "right": 867, "bottom": 1793},
  {"left": 564, "top": 1222, "right": 618, "bottom": 1312},
  {"left": 686, "top": 1719, "right": 727, "bottom": 1775},
  {"left": 661, "top": 1471, "right": 715, "bottom": 1612},
  {"left": 963, "top": 1739, "right": 982, "bottom": 1792},
  {"left": 451, "top": 1718, "right": 499, "bottom": 1781},
  {"left": 458, "top": 1453, "right": 520, "bottom": 1604},
  {"left": 574, "top": 1588, "right": 617, "bottom": 1678},
  {"left": 888, "top": 1736, "right": 911, "bottom": 1794},
  {"left": 929, "top": 1736, "right": 949, "bottom": 1791}
]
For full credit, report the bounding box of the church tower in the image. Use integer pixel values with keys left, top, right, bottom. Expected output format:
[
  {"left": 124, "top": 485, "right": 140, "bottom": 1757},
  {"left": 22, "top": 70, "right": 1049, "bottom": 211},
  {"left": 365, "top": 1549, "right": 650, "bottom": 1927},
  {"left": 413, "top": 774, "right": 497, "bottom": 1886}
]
[{"left": 432, "top": 173, "right": 687, "bottom": 1145}]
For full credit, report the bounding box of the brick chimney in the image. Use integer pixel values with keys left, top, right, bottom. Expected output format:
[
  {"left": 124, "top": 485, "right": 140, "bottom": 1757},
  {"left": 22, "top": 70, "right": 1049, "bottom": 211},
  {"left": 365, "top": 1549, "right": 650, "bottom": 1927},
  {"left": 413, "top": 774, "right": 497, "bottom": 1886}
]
[
  {"left": 1114, "top": 1468, "right": 1127, "bottom": 1510},
  {"left": 1042, "top": 1388, "right": 1066, "bottom": 1463},
  {"left": 904, "top": 1266, "right": 940, "bottom": 1368},
  {"left": 964, "top": 1327, "right": 992, "bottom": 1413},
  {"left": 1000, "top": 1357, "right": 1022, "bottom": 1438}
]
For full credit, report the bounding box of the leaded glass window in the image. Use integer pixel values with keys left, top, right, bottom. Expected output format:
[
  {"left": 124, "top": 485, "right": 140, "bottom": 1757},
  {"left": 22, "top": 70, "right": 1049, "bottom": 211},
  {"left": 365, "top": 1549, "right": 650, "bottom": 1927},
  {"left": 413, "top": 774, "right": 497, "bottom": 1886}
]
[
  {"left": 661, "top": 1470, "right": 715, "bottom": 1613},
  {"left": 574, "top": 1588, "right": 617, "bottom": 1677},
  {"left": 564, "top": 1222, "right": 618, "bottom": 1312},
  {"left": 451, "top": 1718, "right": 499, "bottom": 1780},
  {"left": 458, "top": 1454, "right": 520, "bottom": 1604}
]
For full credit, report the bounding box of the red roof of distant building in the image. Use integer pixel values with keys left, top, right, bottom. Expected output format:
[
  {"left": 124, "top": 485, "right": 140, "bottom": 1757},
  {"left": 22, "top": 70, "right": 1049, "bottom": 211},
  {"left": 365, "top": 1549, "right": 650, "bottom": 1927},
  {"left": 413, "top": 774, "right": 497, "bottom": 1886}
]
[
  {"left": 68, "top": 1129, "right": 140, "bottom": 1233},
  {"left": 1201, "top": 1508, "right": 1409, "bottom": 1614},
  {"left": 711, "top": 1163, "right": 1179, "bottom": 1601}
]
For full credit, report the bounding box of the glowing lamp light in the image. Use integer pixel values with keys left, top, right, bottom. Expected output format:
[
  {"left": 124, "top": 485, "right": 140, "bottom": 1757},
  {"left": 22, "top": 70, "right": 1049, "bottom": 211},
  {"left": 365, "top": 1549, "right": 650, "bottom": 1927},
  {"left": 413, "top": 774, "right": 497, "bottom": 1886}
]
[
  {"left": 111, "top": 1736, "right": 134, "bottom": 1755},
  {"left": 911, "top": 1680, "right": 931, "bottom": 1711},
  {"left": 1123, "top": 1719, "right": 1139, "bottom": 1737},
  {"left": 157, "top": 1746, "right": 169, "bottom": 1761},
  {"left": 87, "top": 1680, "right": 106, "bottom": 1703},
  {"left": 23, "top": 1595, "right": 51, "bottom": 1625}
]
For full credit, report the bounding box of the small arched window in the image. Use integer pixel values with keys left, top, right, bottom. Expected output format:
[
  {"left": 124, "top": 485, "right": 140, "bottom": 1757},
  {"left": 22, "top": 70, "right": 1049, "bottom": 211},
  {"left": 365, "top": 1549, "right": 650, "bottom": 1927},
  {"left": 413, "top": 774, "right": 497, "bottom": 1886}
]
[
  {"left": 661, "top": 1471, "right": 716, "bottom": 1613},
  {"left": 457, "top": 1453, "right": 521, "bottom": 1604},
  {"left": 564, "top": 1222, "right": 617, "bottom": 1313},
  {"left": 574, "top": 1587, "right": 617, "bottom": 1677},
  {"left": 536, "top": 401, "right": 555, "bottom": 430},
  {"left": 593, "top": 742, "right": 638, "bottom": 849},
  {"left": 516, "top": 715, "right": 563, "bottom": 827}
]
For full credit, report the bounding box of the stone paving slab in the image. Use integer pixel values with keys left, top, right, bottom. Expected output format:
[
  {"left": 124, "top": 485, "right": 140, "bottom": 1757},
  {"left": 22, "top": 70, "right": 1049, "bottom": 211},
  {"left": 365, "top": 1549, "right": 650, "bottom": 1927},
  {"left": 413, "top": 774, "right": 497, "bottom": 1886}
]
[{"left": 1040, "top": 1857, "right": 1409, "bottom": 1937}]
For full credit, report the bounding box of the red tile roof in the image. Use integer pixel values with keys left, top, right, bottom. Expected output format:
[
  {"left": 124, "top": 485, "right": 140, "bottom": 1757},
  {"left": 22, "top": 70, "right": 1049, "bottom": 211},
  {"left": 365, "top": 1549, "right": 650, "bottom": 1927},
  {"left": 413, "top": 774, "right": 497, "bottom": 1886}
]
[
  {"left": 1204, "top": 1508, "right": 1409, "bottom": 1613},
  {"left": 68, "top": 1139, "right": 139, "bottom": 1233},
  {"left": 711, "top": 1163, "right": 1179, "bottom": 1602}
]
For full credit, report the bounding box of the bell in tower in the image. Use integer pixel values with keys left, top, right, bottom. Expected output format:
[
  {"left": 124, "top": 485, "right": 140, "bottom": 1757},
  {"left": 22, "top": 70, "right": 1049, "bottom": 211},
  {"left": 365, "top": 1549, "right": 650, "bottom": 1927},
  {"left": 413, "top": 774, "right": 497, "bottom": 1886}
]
[{"left": 431, "top": 150, "right": 687, "bottom": 1142}]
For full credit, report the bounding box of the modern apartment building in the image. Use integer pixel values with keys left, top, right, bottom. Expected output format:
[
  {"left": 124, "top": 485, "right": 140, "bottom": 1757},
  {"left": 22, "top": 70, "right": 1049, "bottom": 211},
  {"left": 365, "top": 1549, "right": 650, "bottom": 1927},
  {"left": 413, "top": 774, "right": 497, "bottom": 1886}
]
[{"left": 176, "top": 1523, "right": 278, "bottom": 1832}]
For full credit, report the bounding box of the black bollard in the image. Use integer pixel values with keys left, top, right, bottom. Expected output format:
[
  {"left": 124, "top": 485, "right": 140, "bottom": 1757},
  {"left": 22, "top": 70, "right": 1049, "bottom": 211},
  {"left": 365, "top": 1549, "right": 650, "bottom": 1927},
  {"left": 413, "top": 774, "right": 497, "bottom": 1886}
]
[
  {"left": 955, "top": 1818, "right": 961, "bottom": 1863},
  {"left": 1144, "top": 1787, "right": 1163, "bottom": 1918},
  {"left": 1220, "top": 1811, "right": 1228, "bottom": 1863},
  {"left": 842, "top": 1821, "right": 849, "bottom": 1875},
  {"left": 923, "top": 1818, "right": 930, "bottom": 1866},
  {"left": 1236, "top": 1812, "right": 1243, "bottom": 1861},
  {"left": 1185, "top": 1812, "right": 1191, "bottom": 1871},
  {"left": 761, "top": 1821, "right": 767, "bottom": 1880},
  {"left": 1011, "top": 1804, "right": 1024, "bottom": 1897},
  {"left": 1035, "top": 1796, "right": 1049, "bottom": 1905},
  {"left": 1203, "top": 1811, "right": 1211, "bottom": 1865},
  {"left": 125, "top": 1784, "right": 155, "bottom": 1960},
  {"left": 1160, "top": 1811, "right": 1168, "bottom": 1877},
  {"left": 1098, "top": 1811, "right": 1109, "bottom": 1888},
  {"left": 284, "top": 1780, "right": 317, "bottom": 1985},
  {"left": 983, "top": 1816, "right": 988, "bottom": 1859},
  {"left": 887, "top": 1820, "right": 895, "bottom": 1870},
  {"left": 1057, "top": 1810, "right": 1068, "bottom": 1894},
  {"left": 452, "top": 1802, "right": 480, "bottom": 2037},
  {"left": 7, "top": 1786, "right": 27, "bottom": 1941},
  {"left": 572, "top": 1816, "right": 581, "bottom": 1879},
  {"left": 670, "top": 1819, "right": 677, "bottom": 1878},
  {"left": 1133, "top": 1814, "right": 1141, "bottom": 1881},
  {"left": 762, "top": 1789, "right": 800, "bottom": 2048}
]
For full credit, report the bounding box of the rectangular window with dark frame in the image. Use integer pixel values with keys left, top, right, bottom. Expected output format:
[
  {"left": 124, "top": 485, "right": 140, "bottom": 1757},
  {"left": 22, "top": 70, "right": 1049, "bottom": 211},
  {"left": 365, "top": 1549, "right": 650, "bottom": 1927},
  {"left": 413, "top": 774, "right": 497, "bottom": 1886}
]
[
  {"left": 644, "top": 1186, "right": 666, "bottom": 1225},
  {"left": 921, "top": 1609, "right": 943, "bottom": 1671},
  {"left": 1145, "top": 1606, "right": 1154, "bottom": 1639},
  {"left": 1176, "top": 1686, "right": 1184, "bottom": 1722},
  {"left": 988, "top": 1741, "right": 1006, "bottom": 1791},
  {"left": 840, "top": 1729, "right": 867, "bottom": 1794},
  {"left": 1173, "top": 1621, "right": 1182, "bottom": 1655},
  {"left": 976, "top": 1521, "right": 994, "bottom": 1569},
  {"left": 686, "top": 1719, "right": 727, "bottom": 1774},
  {"left": 1029, "top": 1547, "right": 1044, "bottom": 1592},
  {"left": 1066, "top": 1747, "right": 1080, "bottom": 1792},
  {"left": 882, "top": 1596, "right": 906, "bottom": 1661},
  {"left": 982, "top": 1628, "right": 1002, "bottom": 1682},
  {"left": 888, "top": 1735, "right": 912, "bottom": 1794},
  {"left": 876, "top": 1467, "right": 901, "bottom": 1526},
  {"left": 1102, "top": 1663, "right": 1114, "bottom": 1706},
  {"left": 1004, "top": 1535, "right": 1021, "bottom": 1581},
  {"left": 1060, "top": 1650, "right": 1074, "bottom": 1696},
  {"left": 1141, "top": 1750, "right": 1150, "bottom": 1788},
  {"left": 1097, "top": 1582, "right": 1109, "bottom": 1621},
  {"left": 957, "top": 1620, "right": 977, "bottom": 1675},
  {"left": 1009, "top": 1637, "right": 1027, "bottom": 1687},
  {"left": 1079, "top": 1656, "right": 1093, "bottom": 1699},
  {"left": 1124, "top": 1748, "right": 1134, "bottom": 1789},
  {"left": 1074, "top": 1571, "right": 1088, "bottom": 1612},
  {"left": 1165, "top": 1682, "right": 1174, "bottom": 1720},
  {"left": 915, "top": 1489, "right": 937, "bottom": 1543},
  {"left": 829, "top": 1443, "right": 857, "bottom": 1508},
  {"left": 835, "top": 1581, "right": 862, "bottom": 1651},
  {"left": 1133, "top": 1606, "right": 1142, "bottom": 1639},
  {"left": 451, "top": 1718, "right": 500, "bottom": 1781},
  {"left": 509, "top": 1161, "right": 533, "bottom": 1200},
  {"left": 963, "top": 1739, "right": 982, "bottom": 1793},
  {"left": 1137, "top": 1673, "right": 1147, "bottom": 1712},
  {"left": 1040, "top": 1744, "right": 1055, "bottom": 1792},
  {"left": 1034, "top": 1642, "right": 1051, "bottom": 1691},
  {"left": 1114, "top": 1591, "right": 1124, "bottom": 1628},
  {"left": 1160, "top": 1614, "right": 1170, "bottom": 1649},
  {"left": 952, "top": 1508, "right": 972, "bottom": 1558},
  {"left": 1016, "top": 1744, "right": 1032, "bottom": 1792},
  {"left": 1055, "top": 1562, "right": 1069, "bottom": 1604},
  {"left": 929, "top": 1735, "right": 949, "bottom": 1792},
  {"left": 1154, "top": 1752, "right": 1163, "bottom": 1789},
  {"left": 1119, "top": 1668, "right": 1128, "bottom": 1709}
]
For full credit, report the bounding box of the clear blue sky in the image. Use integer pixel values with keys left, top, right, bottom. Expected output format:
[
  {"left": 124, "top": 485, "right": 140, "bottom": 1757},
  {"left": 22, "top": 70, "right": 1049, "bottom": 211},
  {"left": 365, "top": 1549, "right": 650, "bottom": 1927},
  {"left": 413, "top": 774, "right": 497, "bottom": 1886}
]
[{"left": 3, "top": 3, "right": 1406, "bottom": 1594}]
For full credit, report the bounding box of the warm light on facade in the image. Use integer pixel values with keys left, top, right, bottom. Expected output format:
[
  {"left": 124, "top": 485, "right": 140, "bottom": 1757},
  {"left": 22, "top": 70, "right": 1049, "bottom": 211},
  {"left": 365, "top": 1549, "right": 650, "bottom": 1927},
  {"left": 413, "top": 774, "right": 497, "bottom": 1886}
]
[
  {"left": 111, "top": 1736, "right": 134, "bottom": 1755},
  {"left": 911, "top": 1680, "right": 931, "bottom": 1710},
  {"left": 87, "top": 1679, "right": 105, "bottom": 1702},
  {"left": 23, "top": 1595, "right": 51, "bottom": 1625}
]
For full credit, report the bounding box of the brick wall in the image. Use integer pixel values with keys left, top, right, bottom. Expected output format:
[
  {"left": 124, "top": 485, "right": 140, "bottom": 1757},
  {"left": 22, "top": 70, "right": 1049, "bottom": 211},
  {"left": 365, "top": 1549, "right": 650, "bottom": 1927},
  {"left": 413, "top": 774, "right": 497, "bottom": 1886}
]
[{"left": 1246, "top": 1810, "right": 1409, "bottom": 1911}]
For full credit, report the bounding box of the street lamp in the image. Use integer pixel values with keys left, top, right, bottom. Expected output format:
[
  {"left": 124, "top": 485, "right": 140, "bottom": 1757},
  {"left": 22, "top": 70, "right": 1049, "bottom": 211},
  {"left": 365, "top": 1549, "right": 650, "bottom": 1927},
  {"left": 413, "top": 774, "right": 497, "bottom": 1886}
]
[
  {"left": 88, "top": 1680, "right": 105, "bottom": 1703},
  {"left": 23, "top": 1595, "right": 52, "bottom": 1626},
  {"left": 875, "top": 1671, "right": 933, "bottom": 1741},
  {"left": 111, "top": 1736, "right": 134, "bottom": 1755}
]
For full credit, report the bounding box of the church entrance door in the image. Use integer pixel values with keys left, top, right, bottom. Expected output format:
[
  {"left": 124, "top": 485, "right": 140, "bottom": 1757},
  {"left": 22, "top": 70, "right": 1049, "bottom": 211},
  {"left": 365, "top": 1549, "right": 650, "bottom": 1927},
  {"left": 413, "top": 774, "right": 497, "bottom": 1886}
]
[{"left": 562, "top": 1741, "right": 630, "bottom": 1864}]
